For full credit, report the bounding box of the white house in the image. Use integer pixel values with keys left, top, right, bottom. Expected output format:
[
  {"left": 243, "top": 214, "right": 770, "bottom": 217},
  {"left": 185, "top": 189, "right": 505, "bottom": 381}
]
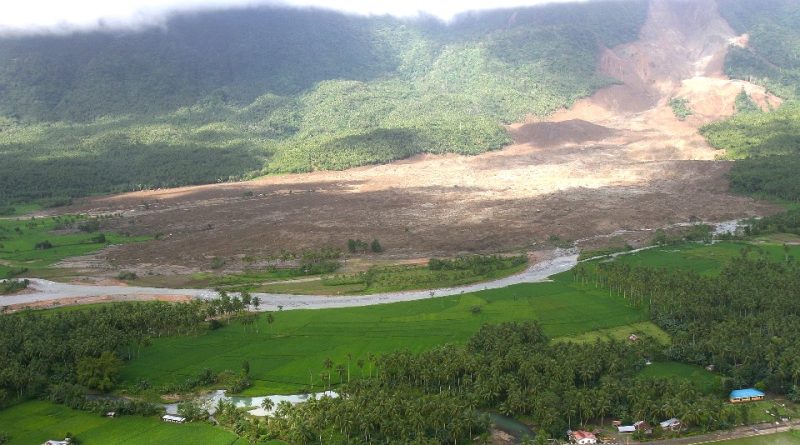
[
  {"left": 162, "top": 414, "right": 187, "bottom": 423},
  {"left": 660, "top": 418, "right": 681, "bottom": 431}
]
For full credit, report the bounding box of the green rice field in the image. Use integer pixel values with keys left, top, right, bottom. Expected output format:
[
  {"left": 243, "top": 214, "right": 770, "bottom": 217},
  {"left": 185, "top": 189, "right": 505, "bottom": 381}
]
[
  {"left": 0, "top": 400, "right": 253, "bottom": 445},
  {"left": 121, "top": 272, "right": 648, "bottom": 395},
  {"left": 604, "top": 242, "right": 800, "bottom": 276}
]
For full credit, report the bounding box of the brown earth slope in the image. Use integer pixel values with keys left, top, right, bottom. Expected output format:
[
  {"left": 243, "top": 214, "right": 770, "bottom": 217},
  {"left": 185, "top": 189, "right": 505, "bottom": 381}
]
[{"left": 58, "top": 0, "right": 779, "bottom": 273}]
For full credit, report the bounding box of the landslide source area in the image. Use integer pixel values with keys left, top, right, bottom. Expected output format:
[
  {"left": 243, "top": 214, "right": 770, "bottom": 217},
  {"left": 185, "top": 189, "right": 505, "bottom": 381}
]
[{"left": 61, "top": 0, "right": 778, "bottom": 272}]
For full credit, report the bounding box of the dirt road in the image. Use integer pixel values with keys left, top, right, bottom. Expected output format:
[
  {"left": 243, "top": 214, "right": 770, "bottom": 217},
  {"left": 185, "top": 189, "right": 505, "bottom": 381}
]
[{"left": 640, "top": 420, "right": 800, "bottom": 445}]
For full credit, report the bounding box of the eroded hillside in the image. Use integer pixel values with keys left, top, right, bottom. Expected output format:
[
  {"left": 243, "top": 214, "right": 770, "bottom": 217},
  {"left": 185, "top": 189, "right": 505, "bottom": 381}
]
[{"left": 55, "top": 0, "right": 780, "bottom": 273}]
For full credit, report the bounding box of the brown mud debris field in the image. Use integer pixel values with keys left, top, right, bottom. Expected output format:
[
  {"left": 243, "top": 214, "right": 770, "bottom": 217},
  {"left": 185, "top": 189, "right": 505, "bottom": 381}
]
[{"left": 56, "top": 0, "right": 779, "bottom": 272}]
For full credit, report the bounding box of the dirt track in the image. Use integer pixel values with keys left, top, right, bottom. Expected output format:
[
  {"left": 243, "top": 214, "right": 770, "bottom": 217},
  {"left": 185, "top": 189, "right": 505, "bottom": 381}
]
[{"left": 57, "top": 0, "right": 779, "bottom": 273}]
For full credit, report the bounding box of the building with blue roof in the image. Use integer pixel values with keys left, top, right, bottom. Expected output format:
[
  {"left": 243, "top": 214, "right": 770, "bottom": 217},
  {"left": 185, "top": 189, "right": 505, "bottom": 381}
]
[{"left": 729, "top": 388, "right": 765, "bottom": 403}]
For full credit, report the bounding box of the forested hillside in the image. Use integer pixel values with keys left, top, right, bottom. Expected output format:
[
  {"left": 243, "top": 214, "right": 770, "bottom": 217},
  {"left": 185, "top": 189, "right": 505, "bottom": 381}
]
[
  {"left": 0, "top": 1, "right": 648, "bottom": 205},
  {"left": 704, "top": 0, "right": 800, "bottom": 200}
]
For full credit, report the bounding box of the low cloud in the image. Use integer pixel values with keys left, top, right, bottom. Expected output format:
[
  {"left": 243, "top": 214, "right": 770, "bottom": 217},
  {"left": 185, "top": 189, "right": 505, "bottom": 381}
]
[{"left": 1, "top": 0, "right": 590, "bottom": 35}]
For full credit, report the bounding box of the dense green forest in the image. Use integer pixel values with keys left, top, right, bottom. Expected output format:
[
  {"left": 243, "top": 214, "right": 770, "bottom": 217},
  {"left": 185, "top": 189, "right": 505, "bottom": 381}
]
[
  {"left": 702, "top": 1, "right": 800, "bottom": 201},
  {"left": 584, "top": 253, "right": 800, "bottom": 393},
  {"left": 0, "top": 302, "right": 209, "bottom": 402},
  {"left": 0, "top": 1, "right": 648, "bottom": 204}
]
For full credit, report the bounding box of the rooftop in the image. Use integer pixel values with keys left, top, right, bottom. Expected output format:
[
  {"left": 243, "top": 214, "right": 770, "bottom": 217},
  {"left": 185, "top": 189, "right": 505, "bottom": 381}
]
[{"left": 730, "top": 388, "right": 765, "bottom": 399}]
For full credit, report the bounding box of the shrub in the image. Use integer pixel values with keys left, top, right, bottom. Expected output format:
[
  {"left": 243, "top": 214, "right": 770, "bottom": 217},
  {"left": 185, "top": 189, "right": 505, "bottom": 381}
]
[
  {"left": 211, "top": 257, "right": 226, "bottom": 269},
  {"left": 117, "top": 271, "right": 138, "bottom": 281},
  {"left": 34, "top": 240, "right": 53, "bottom": 250}
]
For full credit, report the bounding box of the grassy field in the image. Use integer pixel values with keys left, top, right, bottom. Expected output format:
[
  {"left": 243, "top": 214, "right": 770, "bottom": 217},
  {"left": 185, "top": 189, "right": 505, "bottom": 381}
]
[
  {"left": 120, "top": 272, "right": 647, "bottom": 395},
  {"left": 255, "top": 261, "right": 530, "bottom": 295},
  {"left": 716, "top": 432, "right": 800, "bottom": 445},
  {"left": 603, "top": 242, "right": 800, "bottom": 277},
  {"left": 0, "top": 215, "right": 150, "bottom": 279},
  {"left": 638, "top": 362, "right": 720, "bottom": 394},
  {"left": 555, "top": 321, "right": 670, "bottom": 345},
  {"left": 116, "top": 242, "right": 796, "bottom": 396},
  {"left": 0, "top": 400, "right": 254, "bottom": 445}
]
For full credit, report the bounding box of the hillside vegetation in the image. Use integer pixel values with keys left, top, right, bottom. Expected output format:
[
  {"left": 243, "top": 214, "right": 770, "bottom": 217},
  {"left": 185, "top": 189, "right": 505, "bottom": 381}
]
[
  {"left": 0, "top": 1, "right": 648, "bottom": 205},
  {"left": 704, "top": 1, "right": 800, "bottom": 201}
]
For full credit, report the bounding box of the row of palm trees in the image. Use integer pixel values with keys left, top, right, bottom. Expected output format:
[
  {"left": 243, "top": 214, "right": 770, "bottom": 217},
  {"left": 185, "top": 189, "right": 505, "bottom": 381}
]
[{"left": 588, "top": 252, "right": 800, "bottom": 392}]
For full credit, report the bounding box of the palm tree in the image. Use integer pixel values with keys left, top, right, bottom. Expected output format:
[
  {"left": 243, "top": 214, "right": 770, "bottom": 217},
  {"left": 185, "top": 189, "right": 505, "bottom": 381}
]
[
  {"left": 261, "top": 397, "right": 275, "bottom": 416},
  {"left": 266, "top": 312, "right": 275, "bottom": 335}
]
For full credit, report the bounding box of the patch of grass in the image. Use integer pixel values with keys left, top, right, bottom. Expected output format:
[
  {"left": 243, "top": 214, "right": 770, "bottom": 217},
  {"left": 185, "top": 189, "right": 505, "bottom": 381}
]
[
  {"left": 555, "top": 321, "right": 670, "bottom": 345},
  {"left": 715, "top": 431, "right": 800, "bottom": 445},
  {"left": 670, "top": 97, "right": 694, "bottom": 120},
  {"left": 0, "top": 215, "right": 150, "bottom": 278},
  {"left": 120, "top": 275, "right": 646, "bottom": 395},
  {"left": 578, "top": 244, "right": 634, "bottom": 261},
  {"left": 257, "top": 260, "right": 529, "bottom": 295},
  {"left": 638, "top": 362, "right": 720, "bottom": 394},
  {"left": 0, "top": 400, "right": 246, "bottom": 445},
  {"left": 740, "top": 400, "right": 800, "bottom": 425},
  {"left": 598, "top": 242, "right": 800, "bottom": 277}
]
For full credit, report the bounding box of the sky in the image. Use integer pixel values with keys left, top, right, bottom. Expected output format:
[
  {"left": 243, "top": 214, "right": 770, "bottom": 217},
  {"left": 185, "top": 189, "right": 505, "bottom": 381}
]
[{"left": 0, "top": 0, "right": 586, "bottom": 35}]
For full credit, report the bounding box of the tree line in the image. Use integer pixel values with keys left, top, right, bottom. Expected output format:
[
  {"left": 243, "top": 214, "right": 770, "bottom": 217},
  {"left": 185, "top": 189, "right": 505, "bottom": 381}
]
[
  {"left": 220, "top": 321, "right": 741, "bottom": 444},
  {"left": 584, "top": 252, "right": 800, "bottom": 393}
]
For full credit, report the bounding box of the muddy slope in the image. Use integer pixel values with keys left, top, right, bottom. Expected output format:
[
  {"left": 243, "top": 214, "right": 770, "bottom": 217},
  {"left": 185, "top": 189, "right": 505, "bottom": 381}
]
[{"left": 58, "top": 0, "right": 779, "bottom": 272}]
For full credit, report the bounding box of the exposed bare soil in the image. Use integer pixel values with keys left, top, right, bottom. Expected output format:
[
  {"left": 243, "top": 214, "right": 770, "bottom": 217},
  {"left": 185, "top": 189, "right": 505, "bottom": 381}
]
[{"left": 55, "top": 0, "right": 780, "bottom": 274}]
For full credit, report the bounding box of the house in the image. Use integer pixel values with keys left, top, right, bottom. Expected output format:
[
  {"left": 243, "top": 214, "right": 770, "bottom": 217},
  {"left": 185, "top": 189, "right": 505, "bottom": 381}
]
[
  {"left": 730, "top": 388, "right": 766, "bottom": 403},
  {"left": 659, "top": 418, "right": 681, "bottom": 431},
  {"left": 570, "top": 430, "right": 598, "bottom": 444},
  {"left": 162, "top": 414, "right": 187, "bottom": 423},
  {"left": 618, "top": 421, "right": 651, "bottom": 434}
]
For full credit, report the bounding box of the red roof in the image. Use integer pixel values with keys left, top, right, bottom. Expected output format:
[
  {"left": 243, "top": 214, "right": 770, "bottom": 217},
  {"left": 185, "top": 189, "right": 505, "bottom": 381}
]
[{"left": 573, "top": 431, "right": 596, "bottom": 441}]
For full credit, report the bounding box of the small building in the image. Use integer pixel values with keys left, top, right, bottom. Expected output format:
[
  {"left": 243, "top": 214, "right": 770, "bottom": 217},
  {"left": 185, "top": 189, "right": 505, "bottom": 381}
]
[
  {"left": 659, "top": 418, "right": 681, "bottom": 431},
  {"left": 162, "top": 414, "right": 187, "bottom": 423},
  {"left": 42, "top": 440, "right": 70, "bottom": 445},
  {"left": 617, "top": 426, "right": 635, "bottom": 433},
  {"left": 105, "top": 411, "right": 117, "bottom": 417},
  {"left": 634, "top": 421, "right": 651, "bottom": 433},
  {"left": 570, "top": 430, "right": 598, "bottom": 445},
  {"left": 730, "top": 388, "right": 766, "bottom": 403}
]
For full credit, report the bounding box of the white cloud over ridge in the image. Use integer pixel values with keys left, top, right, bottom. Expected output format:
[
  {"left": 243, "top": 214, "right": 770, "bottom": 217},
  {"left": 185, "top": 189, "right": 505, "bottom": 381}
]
[{"left": 0, "top": 0, "right": 589, "bottom": 35}]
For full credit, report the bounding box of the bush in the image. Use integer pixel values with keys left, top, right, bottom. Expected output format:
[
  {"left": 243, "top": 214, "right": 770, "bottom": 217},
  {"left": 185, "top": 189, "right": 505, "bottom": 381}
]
[
  {"left": 177, "top": 400, "right": 208, "bottom": 422},
  {"left": 211, "top": 257, "right": 226, "bottom": 269},
  {"left": 78, "top": 220, "right": 101, "bottom": 233},
  {"left": 117, "top": 271, "right": 138, "bottom": 281},
  {"left": 0, "top": 279, "right": 29, "bottom": 295},
  {"left": 34, "top": 240, "right": 53, "bottom": 250},
  {"left": 669, "top": 97, "right": 693, "bottom": 120}
]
